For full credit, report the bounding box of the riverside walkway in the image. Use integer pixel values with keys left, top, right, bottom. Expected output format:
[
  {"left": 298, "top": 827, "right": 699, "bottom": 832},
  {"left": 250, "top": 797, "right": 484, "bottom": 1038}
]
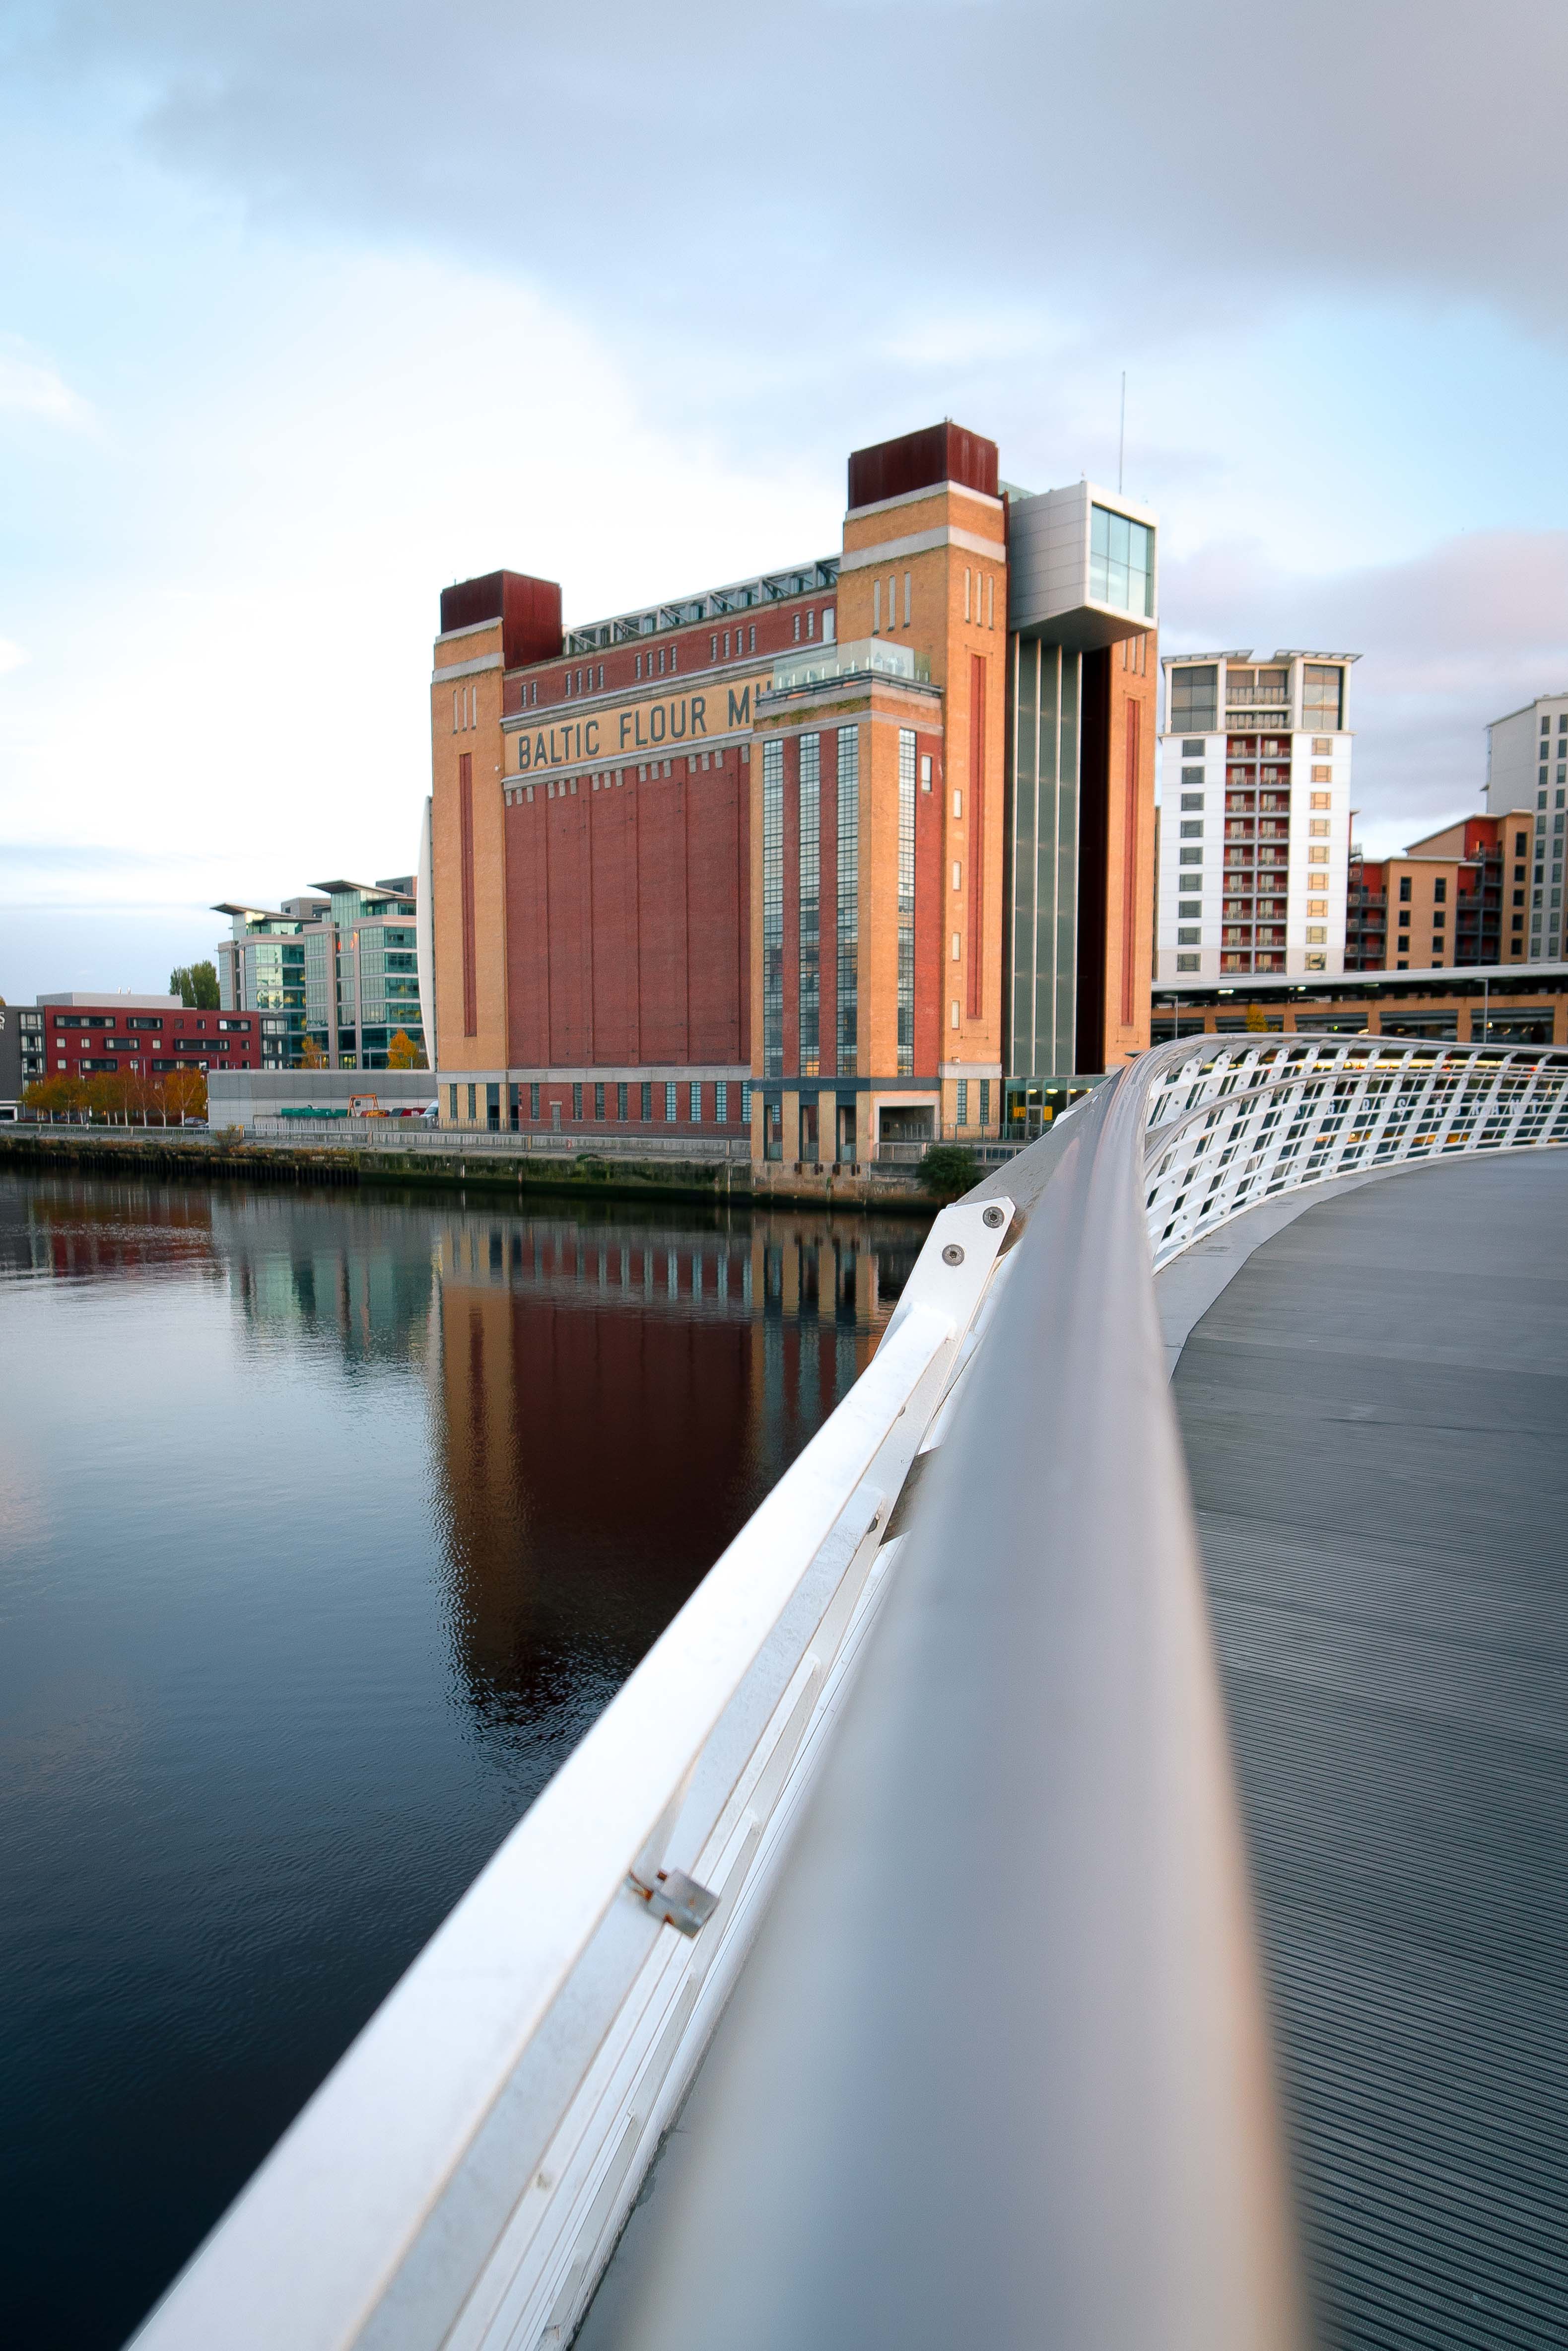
[{"left": 1175, "top": 1152, "right": 1568, "bottom": 2351}]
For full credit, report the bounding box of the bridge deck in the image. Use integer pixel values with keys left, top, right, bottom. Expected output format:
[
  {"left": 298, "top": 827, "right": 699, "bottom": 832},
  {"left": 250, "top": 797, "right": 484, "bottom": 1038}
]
[{"left": 1173, "top": 1151, "right": 1568, "bottom": 2351}]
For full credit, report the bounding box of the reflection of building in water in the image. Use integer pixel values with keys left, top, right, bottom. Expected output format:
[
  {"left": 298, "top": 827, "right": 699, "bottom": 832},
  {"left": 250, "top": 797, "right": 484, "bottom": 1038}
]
[
  {"left": 0, "top": 1175, "right": 219, "bottom": 1283},
  {"left": 210, "top": 1193, "right": 436, "bottom": 1367},
  {"left": 432, "top": 1209, "right": 920, "bottom": 1749}
]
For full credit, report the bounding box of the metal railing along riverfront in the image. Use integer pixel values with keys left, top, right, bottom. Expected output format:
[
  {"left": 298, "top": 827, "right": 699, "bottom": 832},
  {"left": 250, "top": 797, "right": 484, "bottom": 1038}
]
[{"left": 129, "top": 1035, "right": 1568, "bottom": 2351}]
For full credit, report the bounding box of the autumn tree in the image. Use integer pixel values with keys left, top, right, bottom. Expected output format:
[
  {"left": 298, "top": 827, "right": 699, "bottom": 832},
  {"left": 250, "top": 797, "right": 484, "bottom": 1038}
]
[
  {"left": 23, "top": 1075, "right": 76, "bottom": 1122},
  {"left": 297, "top": 1033, "right": 328, "bottom": 1069},
  {"left": 159, "top": 1066, "right": 208, "bottom": 1123},
  {"left": 1244, "top": 1001, "right": 1269, "bottom": 1032},
  {"left": 387, "top": 1029, "right": 427, "bottom": 1069}
]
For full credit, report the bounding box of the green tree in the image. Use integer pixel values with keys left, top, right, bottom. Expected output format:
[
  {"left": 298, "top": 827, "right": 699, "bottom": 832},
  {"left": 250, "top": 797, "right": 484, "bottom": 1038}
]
[
  {"left": 170, "top": 960, "right": 220, "bottom": 1009},
  {"left": 387, "top": 1029, "right": 427, "bottom": 1069},
  {"left": 918, "top": 1143, "right": 980, "bottom": 1203}
]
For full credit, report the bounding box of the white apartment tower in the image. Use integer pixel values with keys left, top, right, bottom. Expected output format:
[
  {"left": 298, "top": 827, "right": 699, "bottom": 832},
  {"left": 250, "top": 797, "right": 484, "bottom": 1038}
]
[
  {"left": 1486, "top": 691, "right": 1568, "bottom": 961},
  {"left": 1157, "top": 649, "right": 1357, "bottom": 982}
]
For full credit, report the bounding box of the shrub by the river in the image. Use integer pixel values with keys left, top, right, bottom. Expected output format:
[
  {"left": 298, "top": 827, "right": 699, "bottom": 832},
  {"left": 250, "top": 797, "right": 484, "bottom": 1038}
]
[{"left": 917, "top": 1144, "right": 980, "bottom": 1203}]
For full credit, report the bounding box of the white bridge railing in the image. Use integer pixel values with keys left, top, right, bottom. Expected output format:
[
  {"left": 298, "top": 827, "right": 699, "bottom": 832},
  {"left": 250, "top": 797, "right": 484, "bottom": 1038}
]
[{"left": 129, "top": 1036, "right": 1568, "bottom": 2351}]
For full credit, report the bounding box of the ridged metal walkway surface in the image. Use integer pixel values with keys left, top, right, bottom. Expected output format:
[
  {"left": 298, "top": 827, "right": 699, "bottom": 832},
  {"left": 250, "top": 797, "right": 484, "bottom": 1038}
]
[{"left": 1173, "top": 1151, "right": 1568, "bottom": 2351}]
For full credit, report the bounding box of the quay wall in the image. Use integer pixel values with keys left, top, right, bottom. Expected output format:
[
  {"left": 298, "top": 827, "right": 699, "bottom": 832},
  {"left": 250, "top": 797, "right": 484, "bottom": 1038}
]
[{"left": 0, "top": 1129, "right": 935, "bottom": 1212}]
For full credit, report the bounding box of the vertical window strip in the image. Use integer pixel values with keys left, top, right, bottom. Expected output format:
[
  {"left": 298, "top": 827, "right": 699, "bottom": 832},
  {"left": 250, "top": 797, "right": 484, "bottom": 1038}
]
[
  {"left": 763, "top": 737, "right": 784, "bottom": 1078},
  {"left": 799, "top": 734, "right": 820, "bottom": 1078},
  {"left": 873, "top": 577, "right": 881, "bottom": 634},
  {"left": 836, "top": 726, "right": 859, "bottom": 1075},
  {"left": 897, "top": 727, "right": 916, "bottom": 1076}
]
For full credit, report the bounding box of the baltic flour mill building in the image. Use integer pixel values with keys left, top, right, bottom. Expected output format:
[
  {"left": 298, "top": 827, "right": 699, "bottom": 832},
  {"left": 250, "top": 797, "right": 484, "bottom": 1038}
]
[{"left": 425, "top": 422, "right": 1159, "bottom": 1155}]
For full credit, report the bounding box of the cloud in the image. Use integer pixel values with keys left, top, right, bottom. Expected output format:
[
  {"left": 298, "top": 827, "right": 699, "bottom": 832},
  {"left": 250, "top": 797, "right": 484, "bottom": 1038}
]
[
  {"left": 0, "top": 346, "right": 92, "bottom": 428},
  {"left": 1162, "top": 528, "right": 1568, "bottom": 852},
  {"left": 14, "top": 0, "right": 1568, "bottom": 368},
  {"left": 0, "top": 639, "right": 27, "bottom": 674}
]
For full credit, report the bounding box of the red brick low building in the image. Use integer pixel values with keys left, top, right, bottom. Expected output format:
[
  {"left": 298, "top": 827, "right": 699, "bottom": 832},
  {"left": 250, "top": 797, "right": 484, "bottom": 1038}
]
[{"left": 18, "top": 994, "right": 279, "bottom": 1087}]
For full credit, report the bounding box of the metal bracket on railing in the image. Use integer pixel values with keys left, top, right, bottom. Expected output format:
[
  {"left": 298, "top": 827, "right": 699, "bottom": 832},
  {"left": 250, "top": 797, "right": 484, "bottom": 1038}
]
[{"left": 625, "top": 1866, "right": 719, "bottom": 1938}]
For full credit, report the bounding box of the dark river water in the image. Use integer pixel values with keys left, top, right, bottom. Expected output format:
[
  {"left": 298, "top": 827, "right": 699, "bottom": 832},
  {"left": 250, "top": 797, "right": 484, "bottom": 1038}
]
[{"left": 0, "top": 1170, "right": 926, "bottom": 2350}]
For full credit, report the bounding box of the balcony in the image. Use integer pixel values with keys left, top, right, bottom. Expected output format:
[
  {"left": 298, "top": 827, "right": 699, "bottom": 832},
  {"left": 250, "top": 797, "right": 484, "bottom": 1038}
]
[{"left": 768, "top": 639, "right": 930, "bottom": 695}]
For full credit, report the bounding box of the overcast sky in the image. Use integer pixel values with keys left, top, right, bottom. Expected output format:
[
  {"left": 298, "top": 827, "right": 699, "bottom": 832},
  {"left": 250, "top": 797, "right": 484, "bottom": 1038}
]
[{"left": 2, "top": 0, "right": 1566, "bottom": 996}]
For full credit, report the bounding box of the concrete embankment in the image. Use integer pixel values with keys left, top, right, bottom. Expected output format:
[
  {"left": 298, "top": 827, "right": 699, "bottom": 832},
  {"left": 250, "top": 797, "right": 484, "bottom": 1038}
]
[{"left": 0, "top": 1129, "right": 934, "bottom": 1212}]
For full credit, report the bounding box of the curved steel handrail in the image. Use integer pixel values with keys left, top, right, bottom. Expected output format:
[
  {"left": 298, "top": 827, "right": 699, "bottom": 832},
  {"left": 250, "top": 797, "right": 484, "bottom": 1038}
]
[{"left": 591, "top": 1057, "right": 1311, "bottom": 2351}]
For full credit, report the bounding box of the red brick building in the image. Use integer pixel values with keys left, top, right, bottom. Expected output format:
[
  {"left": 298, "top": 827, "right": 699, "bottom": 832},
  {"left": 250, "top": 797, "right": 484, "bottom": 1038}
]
[
  {"left": 18, "top": 994, "right": 274, "bottom": 1087},
  {"left": 427, "top": 422, "right": 1160, "bottom": 1155}
]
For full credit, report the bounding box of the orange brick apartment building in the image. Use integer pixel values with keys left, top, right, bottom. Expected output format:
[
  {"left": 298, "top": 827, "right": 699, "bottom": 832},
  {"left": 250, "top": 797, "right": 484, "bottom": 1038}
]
[{"left": 425, "top": 424, "right": 1158, "bottom": 1156}]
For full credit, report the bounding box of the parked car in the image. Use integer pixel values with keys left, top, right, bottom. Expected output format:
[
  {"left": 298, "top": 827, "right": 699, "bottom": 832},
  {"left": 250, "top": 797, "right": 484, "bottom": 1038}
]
[{"left": 182, "top": 1117, "right": 208, "bottom": 1129}]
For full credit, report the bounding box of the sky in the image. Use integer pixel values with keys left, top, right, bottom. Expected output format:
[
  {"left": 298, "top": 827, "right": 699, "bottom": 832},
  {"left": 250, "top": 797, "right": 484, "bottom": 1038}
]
[{"left": 1, "top": 0, "right": 1566, "bottom": 998}]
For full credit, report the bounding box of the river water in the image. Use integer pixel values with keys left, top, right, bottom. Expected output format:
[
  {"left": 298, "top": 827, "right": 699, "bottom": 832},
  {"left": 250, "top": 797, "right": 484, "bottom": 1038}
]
[{"left": 0, "top": 1170, "right": 925, "bottom": 2350}]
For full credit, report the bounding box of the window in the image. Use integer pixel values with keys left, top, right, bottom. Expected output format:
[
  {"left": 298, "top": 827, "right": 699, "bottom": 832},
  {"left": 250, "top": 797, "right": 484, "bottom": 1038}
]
[
  {"left": 955, "top": 1079, "right": 969, "bottom": 1127},
  {"left": 905, "top": 571, "right": 912, "bottom": 627},
  {"left": 530, "top": 1081, "right": 540, "bottom": 1120},
  {"left": 1181, "top": 738, "right": 1205, "bottom": 757},
  {"left": 1399, "top": 875, "right": 1412, "bottom": 901},
  {"left": 1179, "top": 846, "right": 1203, "bottom": 865},
  {"left": 1180, "top": 765, "right": 1204, "bottom": 786},
  {"left": 1176, "top": 953, "right": 1200, "bottom": 971},
  {"left": 715, "top": 1080, "right": 728, "bottom": 1124},
  {"left": 1169, "top": 666, "right": 1218, "bottom": 732},
  {"left": 1177, "top": 898, "right": 1200, "bottom": 919},
  {"left": 1309, "top": 819, "right": 1330, "bottom": 837},
  {"left": 1180, "top": 819, "right": 1203, "bottom": 838},
  {"left": 1302, "top": 664, "right": 1343, "bottom": 729},
  {"left": 1312, "top": 736, "right": 1332, "bottom": 755},
  {"left": 689, "top": 1083, "right": 702, "bottom": 1123},
  {"left": 467, "top": 1083, "right": 477, "bottom": 1123},
  {"left": 616, "top": 1081, "right": 628, "bottom": 1120},
  {"left": 837, "top": 724, "right": 859, "bottom": 1074},
  {"left": 952, "top": 789, "right": 962, "bottom": 818},
  {"left": 665, "top": 1081, "right": 677, "bottom": 1122},
  {"left": 641, "top": 1081, "right": 653, "bottom": 1120},
  {"left": 799, "top": 734, "right": 820, "bottom": 1077},
  {"left": 897, "top": 729, "right": 916, "bottom": 1074},
  {"left": 920, "top": 754, "right": 932, "bottom": 791},
  {"left": 1306, "top": 926, "right": 1327, "bottom": 944},
  {"left": 763, "top": 738, "right": 784, "bottom": 1077},
  {"left": 952, "top": 932, "right": 961, "bottom": 959},
  {"left": 1177, "top": 927, "right": 1200, "bottom": 946},
  {"left": 1432, "top": 911, "right": 1445, "bottom": 930},
  {"left": 741, "top": 1081, "right": 752, "bottom": 1126},
  {"left": 952, "top": 861, "right": 962, "bottom": 891},
  {"left": 594, "top": 1082, "right": 606, "bottom": 1119},
  {"left": 874, "top": 578, "right": 882, "bottom": 634},
  {"left": 572, "top": 1081, "right": 583, "bottom": 1120},
  {"left": 1398, "top": 910, "right": 1411, "bottom": 928},
  {"left": 1180, "top": 792, "right": 1204, "bottom": 811},
  {"left": 1433, "top": 877, "right": 1447, "bottom": 902},
  {"left": 1090, "top": 505, "right": 1155, "bottom": 616}
]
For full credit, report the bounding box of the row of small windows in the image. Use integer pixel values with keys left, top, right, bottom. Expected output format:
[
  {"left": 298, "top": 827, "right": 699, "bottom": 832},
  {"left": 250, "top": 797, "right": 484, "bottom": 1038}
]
[
  {"left": 505, "top": 746, "right": 748, "bottom": 806},
  {"left": 450, "top": 1079, "right": 751, "bottom": 1128},
  {"left": 451, "top": 684, "right": 480, "bottom": 731},
  {"left": 710, "top": 626, "right": 757, "bottom": 661},
  {"left": 1539, "top": 713, "right": 1568, "bottom": 733}
]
